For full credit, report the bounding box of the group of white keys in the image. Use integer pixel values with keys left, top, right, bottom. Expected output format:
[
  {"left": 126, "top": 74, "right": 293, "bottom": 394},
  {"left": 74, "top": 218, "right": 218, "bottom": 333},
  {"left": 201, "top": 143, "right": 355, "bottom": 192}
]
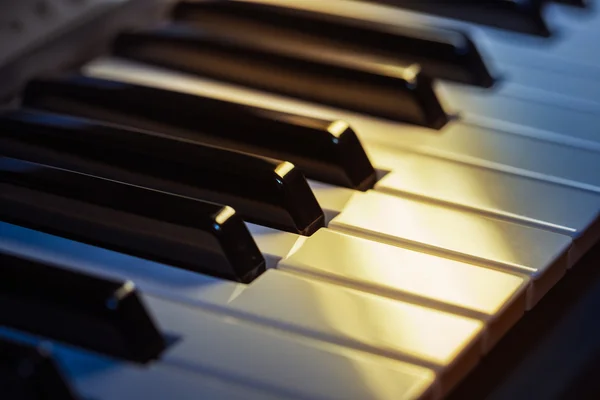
[{"left": 3, "top": 0, "right": 600, "bottom": 399}]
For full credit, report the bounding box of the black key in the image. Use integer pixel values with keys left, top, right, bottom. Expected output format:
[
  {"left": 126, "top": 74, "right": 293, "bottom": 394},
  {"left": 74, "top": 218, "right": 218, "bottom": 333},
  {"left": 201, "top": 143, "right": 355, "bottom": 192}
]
[
  {"left": 0, "top": 155, "right": 266, "bottom": 283},
  {"left": 0, "top": 338, "right": 78, "bottom": 400},
  {"left": 0, "top": 109, "right": 324, "bottom": 236},
  {"left": 171, "top": 0, "right": 494, "bottom": 87},
  {"left": 112, "top": 25, "right": 448, "bottom": 128},
  {"left": 23, "top": 75, "right": 377, "bottom": 191},
  {"left": 367, "top": 0, "right": 550, "bottom": 37},
  {"left": 0, "top": 249, "right": 165, "bottom": 363}
]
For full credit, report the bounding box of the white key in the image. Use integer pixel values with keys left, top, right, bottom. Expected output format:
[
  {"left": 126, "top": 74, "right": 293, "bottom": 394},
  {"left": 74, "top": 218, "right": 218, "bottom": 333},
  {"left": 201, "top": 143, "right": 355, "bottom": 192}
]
[
  {"left": 0, "top": 210, "right": 521, "bottom": 356},
  {"left": 0, "top": 328, "right": 285, "bottom": 400},
  {"left": 484, "top": 64, "right": 600, "bottom": 114},
  {"left": 153, "top": 293, "right": 438, "bottom": 400},
  {"left": 357, "top": 122, "right": 600, "bottom": 194},
  {"left": 280, "top": 229, "right": 528, "bottom": 349},
  {"left": 328, "top": 190, "right": 571, "bottom": 307},
  {"left": 0, "top": 241, "right": 438, "bottom": 400},
  {"left": 0, "top": 221, "right": 476, "bottom": 395},
  {"left": 227, "top": 269, "right": 484, "bottom": 394},
  {"left": 437, "top": 83, "right": 600, "bottom": 151},
  {"left": 368, "top": 144, "right": 600, "bottom": 264},
  {"left": 545, "top": 2, "right": 599, "bottom": 32},
  {"left": 0, "top": 301, "right": 437, "bottom": 400},
  {"left": 0, "top": 224, "right": 466, "bottom": 396}
]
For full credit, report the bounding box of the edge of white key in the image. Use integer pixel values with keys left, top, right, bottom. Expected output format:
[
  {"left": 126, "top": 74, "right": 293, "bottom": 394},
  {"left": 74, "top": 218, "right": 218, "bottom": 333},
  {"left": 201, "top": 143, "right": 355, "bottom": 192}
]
[
  {"left": 280, "top": 228, "right": 529, "bottom": 352},
  {"left": 228, "top": 269, "right": 484, "bottom": 395},
  {"left": 327, "top": 191, "right": 571, "bottom": 310}
]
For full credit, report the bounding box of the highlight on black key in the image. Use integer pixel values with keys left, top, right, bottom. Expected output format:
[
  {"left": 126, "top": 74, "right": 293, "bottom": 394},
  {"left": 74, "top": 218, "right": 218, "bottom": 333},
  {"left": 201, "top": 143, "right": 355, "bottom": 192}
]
[
  {"left": 111, "top": 24, "right": 449, "bottom": 128},
  {"left": 22, "top": 75, "right": 377, "bottom": 190},
  {"left": 0, "top": 154, "right": 267, "bottom": 283}
]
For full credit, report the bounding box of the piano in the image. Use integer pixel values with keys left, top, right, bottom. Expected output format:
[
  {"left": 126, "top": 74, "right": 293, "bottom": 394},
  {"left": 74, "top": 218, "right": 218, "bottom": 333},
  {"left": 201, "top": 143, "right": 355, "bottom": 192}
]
[{"left": 1, "top": 0, "right": 600, "bottom": 398}]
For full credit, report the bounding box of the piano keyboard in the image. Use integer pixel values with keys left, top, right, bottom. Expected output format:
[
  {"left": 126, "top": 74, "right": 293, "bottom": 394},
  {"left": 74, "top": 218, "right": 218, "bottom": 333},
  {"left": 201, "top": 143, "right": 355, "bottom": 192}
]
[{"left": 1, "top": 0, "right": 600, "bottom": 399}]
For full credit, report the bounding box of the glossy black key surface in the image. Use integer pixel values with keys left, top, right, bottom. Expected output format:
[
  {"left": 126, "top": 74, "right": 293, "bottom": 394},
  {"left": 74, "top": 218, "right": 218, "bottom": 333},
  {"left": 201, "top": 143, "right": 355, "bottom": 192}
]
[
  {"left": 171, "top": 0, "right": 494, "bottom": 87},
  {"left": 112, "top": 25, "right": 448, "bottom": 128},
  {"left": 0, "top": 155, "right": 266, "bottom": 283},
  {"left": 23, "top": 75, "right": 376, "bottom": 190},
  {"left": 0, "top": 250, "right": 165, "bottom": 363},
  {"left": 0, "top": 110, "right": 324, "bottom": 236},
  {"left": 368, "top": 0, "right": 550, "bottom": 36},
  {"left": 0, "top": 338, "right": 78, "bottom": 400}
]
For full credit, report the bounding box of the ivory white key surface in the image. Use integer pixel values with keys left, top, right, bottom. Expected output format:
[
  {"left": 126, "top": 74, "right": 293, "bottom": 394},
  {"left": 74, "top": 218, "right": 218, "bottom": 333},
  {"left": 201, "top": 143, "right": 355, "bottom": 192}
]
[
  {"left": 151, "top": 293, "right": 438, "bottom": 400},
  {"left": 478, "top": 64, "right": 600, "bottom": 114},
  {"left": 368, "top": 144, "right": 600, "bottom": 264},
  {"left": 328, "top": 190, "right": 572, "bottom": 307},
  {"left": 437, "top": 82, "right": 600, "bottom": 151},
  {"left": 280, "top": 229, "right": 528, "bottom": 349},
  {"left": 84, "top": 59, "right": 600, "bottom": 195},
  {"left": 0, "top": 327, "right": 286, "bottom": 400},
  {"left": 0, "top": 216, "right": 473, "bottom": 396},
  {"left": 0, "top": 239, "right": 438, "bottom": 400},
  {"left": 358, "top": 122, "right": 600, "bottom": 194},
  {"left": 227, "top": 269, "right": 484, "bottom": 393}
]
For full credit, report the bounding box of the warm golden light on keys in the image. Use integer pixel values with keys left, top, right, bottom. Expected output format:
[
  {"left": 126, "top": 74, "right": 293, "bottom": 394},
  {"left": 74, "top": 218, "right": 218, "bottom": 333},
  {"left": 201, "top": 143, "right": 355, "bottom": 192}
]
[
  {"left": 149, "top": 291, "right": 440, "bottom": 400},
  {"left": 83, "top": 59, "right": 584, "bottom": 304},
  {"left": 281, "top": 229, "right": 527, "bottom": 316},
  {"left": 280, "top": 229, "right": 527, "bottom": 351},
  {"left": 330, "top": 191, "right": 571, "bottom": 308},
  {"left": 368, "top": 143, "right": 600, "bottom": 257},
  {"left": 230, "top": 269, "right": 484, "bottom": 394}
]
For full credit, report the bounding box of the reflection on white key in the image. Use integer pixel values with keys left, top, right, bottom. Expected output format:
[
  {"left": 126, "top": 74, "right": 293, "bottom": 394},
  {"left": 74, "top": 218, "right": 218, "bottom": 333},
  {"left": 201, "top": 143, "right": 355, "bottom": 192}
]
[
  {"left": 445, "top": 65, "right": 600, "bottom": 117},
  {"left": 280, "top": 229, "right": 528, "bottom": 350},
  {"left": 228, "top": 269, "right": 484, "bottom": 394},
  {"left": 150, "top": 294, "right": 438, "bottom": 400},
  {"left": 0, "top": 221, "right": 453, "bottom": 397},
  {"left": 0, "top": 232, "right": 438, "bottom": 400},
  {"left": 328, "top": 191, "right": 571, "bottom": 308},
  {"left": 0, "top": 327, "right": 290, "bottom": 400},
  {"left": 53, "top": 346, "right": 289, "bottom": 400},
  {"left": 0, "top": 297, "right": 437, "bottom": 400},
  {"left": 368, "top": 144, "right": 600, "bottom": 265},
  {"left": 358, "top": 123, "right": 600, "bottom": 195},
  {"left": 437, "top": 82, "right": 600, "bottom": 150}
]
